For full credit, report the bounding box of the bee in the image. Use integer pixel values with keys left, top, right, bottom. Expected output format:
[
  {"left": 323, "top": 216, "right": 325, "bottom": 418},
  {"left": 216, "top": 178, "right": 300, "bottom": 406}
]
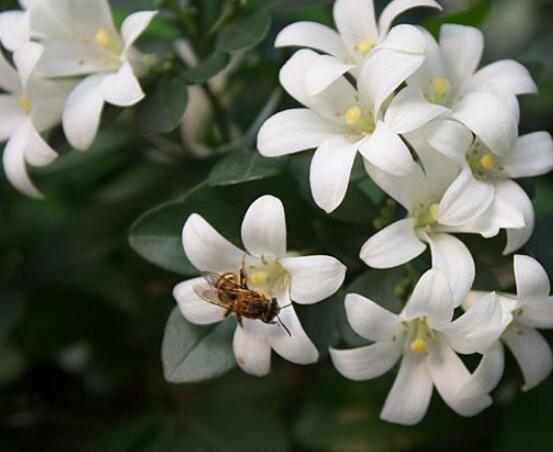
[{"left": 193, "top": 259, "right": 291, "bottom": 336}]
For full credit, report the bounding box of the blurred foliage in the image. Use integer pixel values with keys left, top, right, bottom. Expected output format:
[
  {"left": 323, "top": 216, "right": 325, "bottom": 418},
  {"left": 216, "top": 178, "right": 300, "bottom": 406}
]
[{"left": 2, "top": 0, "right": 553, "bottom": 451}]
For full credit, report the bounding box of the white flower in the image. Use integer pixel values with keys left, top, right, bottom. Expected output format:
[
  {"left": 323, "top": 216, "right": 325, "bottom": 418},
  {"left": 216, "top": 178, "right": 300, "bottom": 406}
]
[
  {"left": 330, "top": 269, "right": 510, "bottom": 425},
  {"left": 257, "top": 29, "right": 433, "bottom": 213},
  {"left": 424, "top": 120, "right": 553, "bottom": 254},
  {"left": 27, "top": 0, "right": 157, "bottom": 150},
  {"left": 0, "top": 45, "right": 74, "bottom": 198},
  {"left": 173, "top": 195, "right": 347, "bottom": 376},
  {"left": 360, "top": 146, "right": 526, "bottom": 305},
  {"left": 0, "top": 0, "right": 35, "bottom": 51},
  {"left": 275, "top": 0, "right": 441, "bottom": 92},
  {"left": 386, "top": 24, "right": 535, "bottom": 152},
  {"left": 460, "top": 255, "right": 553, "bottom": 398}
]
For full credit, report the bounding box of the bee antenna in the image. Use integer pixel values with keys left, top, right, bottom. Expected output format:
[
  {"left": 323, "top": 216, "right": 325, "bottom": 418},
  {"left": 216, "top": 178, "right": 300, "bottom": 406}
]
[
  {"left": 279, "top": 303, "right": 293, "bottom": 310},
  {"left": 277, "top": 315, "right": 292, "bottom": 337}
]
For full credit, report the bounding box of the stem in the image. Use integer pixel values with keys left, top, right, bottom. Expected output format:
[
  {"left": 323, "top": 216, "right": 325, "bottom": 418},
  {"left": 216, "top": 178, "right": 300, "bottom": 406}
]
[{"left": 201, "top": 83, "right": 232, "bottom": 143}]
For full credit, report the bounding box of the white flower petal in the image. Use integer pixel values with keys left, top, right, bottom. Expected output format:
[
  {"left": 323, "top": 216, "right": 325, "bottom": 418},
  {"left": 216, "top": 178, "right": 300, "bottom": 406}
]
[
  {"left": 62, "top": 75, "right": 105, "bottom": 151},
  {"left": 428, "top": 338, "right": 493, "bottom": 416},
  {"left": 101, "top": 63, "right": 144, "bottom": 107},
  {"left": 514, "top": 255, "right": 550, "bottom": 302},
  {"left": 0, "top": 10, "right": 30, "bottom": 52},
  {"left": 2, "top": 122, "right": 42, "bottom": 198},
  {"left": 466, "top": 60, "right": 538, "bottom": 96},
  {"left": 233, "top": 327, "right": 272, "bottom": 377},
  {"left": 444, "top": 292, "right": 511, "bottom": 354},
  {"left": 279, "top": 49, "right": 357, "bottom": 121},
  {"left": 121, "top": 10, "right": 157, "bottom": 51},
  {"left": 360, "top": 218, "right": 426, "bottom": 269},
  {"left": 359, "top": 46, "right": 424, "bottom": 114},
  {"left": 518, "top": 298, "right": 553, "bottom": 329},
  {"left": 304, "top": 55, "right": 355, "bottom": 96},
  {"left": 378, "top": 0, "right": 442, "bottom": 38},
  {"left": 380, "top": 353, "right": 433, "bottom": 426},
  {"left": 257, "top": 109, "right": 346, "bottom": 157},
  {"left": 268, "top": 307, "right": 319, "bottom": 365},
  {"left": 241, "top": 195, "right": 286, "bottom": 259},
  {"left": 274, "top": 21, "right": 349, "bottom": 60},
  {"left": 333, "top": 0, "right": 378, "bottom": 56},
  {"left": 182, "top": 214, "right": 243, "bottom": 273},
  {"left": 13, "top": 41, "right": 43, "bottom": 89},
  {"left": 377, "top": 23, "right": 428, "bottom": 54},
  {"left": 497, "top": 180, "right": 534, "bottom": 255},
  {"left": 426, "top": 119, "right": 473, "bottom": 164},
  {"left": 503, "top": 323, "right": 553, "bottom": 391},
  {"left": 440, "top": 24, "right": 483, "bottom": 86},
  {"left": 309, "top": 135, "right": 359, "bottom": 213},
  {"left": 344, "top": 293, "right": 402, "bottom": 343},
  {"left": 384, "top": 87, "right": 448, "bottom": 135},
  {"left": 24, "top": 122, "right": 58, "bottom": 167},
  {"left": 458, "top": 343, "right": 505, "bottom": 399},
  {"left": 280, "top": 255, "right": 346, "bottom": 304},
  {"left": 501, "top": 131, "right": 553, "bottom": 179},
  {"left": 358, "top": 121, "right": 416, "bottom": 176},
  {"left": 452, "top": 91, "right": 518, "bottom": 156},
  {"left": 173, "top": 277, "right": 226, "bottom": 325},
  {"left": 330, "top": 341, "right": 402, "bottom": 381},
  {"left": 0, "top": 95, "right": 26, "bottom": 141},
  {"left": 0, "top": 49, "right": 20, "bottom": 93},
  {"left": 438, "top": 166, "right": 495, "bottom": 227},
  {"left": 423, "top": 233, "right": 475, "bottom": 307},
  {"left": 364, "top": 160, "right": 429, "bottom": 211},
  {"left": 54, "top": 0, "right": 115, "bottom": 36},
  {"left": 404, "top": 269, "right": 454, "bottom": 325}
]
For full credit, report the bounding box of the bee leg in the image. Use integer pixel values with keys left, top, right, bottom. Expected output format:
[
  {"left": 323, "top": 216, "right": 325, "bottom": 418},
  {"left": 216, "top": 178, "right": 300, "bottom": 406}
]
[
  {"left": 240, "top": 254, "right": 248, "bottom": 288},
  {"left": 223, "top": 307, "right": 233, "bottom": 318},
  {"left": 236, "top": 314, "right": 243, "bottom": 327}
]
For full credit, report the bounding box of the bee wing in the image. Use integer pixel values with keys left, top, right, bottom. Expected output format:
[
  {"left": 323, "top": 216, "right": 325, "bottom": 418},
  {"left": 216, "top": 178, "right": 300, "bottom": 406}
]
[
  {"left": 193, "top": 283, "right": 228, "bottom": 308},
  {"left": 201, "top": 271, "right": 223, "bottom": 287}
]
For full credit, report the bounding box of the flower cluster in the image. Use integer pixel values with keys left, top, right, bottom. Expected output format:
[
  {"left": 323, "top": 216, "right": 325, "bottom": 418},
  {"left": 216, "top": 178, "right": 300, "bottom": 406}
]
[
  {"left": 174, "top": 0, "right": 553, "bottom": 426},
  {"left": 0, "top": 0, "right": 156, "bottom": 197}
]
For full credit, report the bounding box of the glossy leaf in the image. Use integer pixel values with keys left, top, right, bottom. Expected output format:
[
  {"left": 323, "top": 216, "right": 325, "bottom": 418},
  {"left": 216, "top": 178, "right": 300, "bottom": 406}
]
[
  {"left": 216, "top": 12, "right": 272, "bottom": 53},
  {"left": 184, "top": 53, "right": 231, "bottom": 84}
]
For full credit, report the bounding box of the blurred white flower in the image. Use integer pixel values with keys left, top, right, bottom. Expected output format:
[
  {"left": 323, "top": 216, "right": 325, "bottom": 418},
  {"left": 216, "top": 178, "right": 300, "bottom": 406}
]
[
  {"left": 331, "top": 269, "right": 510, "bottom": 425},
  {"left": 275, "top": 0, "right": 441, "bottom": 91},
  {"left": 425, "top": 120, "right": 553, "bottom": 254},
  {"left": 360, "top": 145, "right": 526, "bottom": 305},
  {"left": 173, "top": 195, "right": 347, "bottom": 376},
  {"left": 258, "top": 28, "right": 433, "bottom": 213},
  {"left": 460, "top": 255, "right": 553, "bottom": 398},
  {"left": 27, "top": 0, "right": 157, "bottom": 150},
  {"left": 0, "top": 45, "right": 74, "bottom": 198},
  {"left": 0, "top": 0, "right": 35, "bottom": 51}
]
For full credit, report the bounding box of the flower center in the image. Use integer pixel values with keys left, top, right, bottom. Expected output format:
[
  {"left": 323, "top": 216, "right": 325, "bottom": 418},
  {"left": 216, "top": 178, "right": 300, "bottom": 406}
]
[
  {"left": 344, "top": 106, "right": 375, "bottom": 135},
  {"left": 466, "top": 140, "right": 501, "bottom": 181},
  {"left": 427, "top": 77, "right": 452, "bottom": 106},
  {"left": 414, "top": 203, "right": 440, "bottom": 230},
  {"left": 355, "top": 41, "right": 375, "bottom": 56},
  {"left": 408, "top": 317, "right": 435, "bottom": 354},
  {"left": 248, "top": 257, "right": 289, "bottom": 297},
  {"left": 18, "top": 95, "right": 31, "bottom": 113},
  {"left": 94, "top": 28, "right": 121, "bottom": 55}
]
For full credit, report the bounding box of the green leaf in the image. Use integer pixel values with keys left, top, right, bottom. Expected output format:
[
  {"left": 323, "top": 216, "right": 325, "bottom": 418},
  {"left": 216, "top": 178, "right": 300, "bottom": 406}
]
[
  {"left": 184, "top": 52, "right": 231, "bottom": 84},
  {"left": 0, "top": 344, "right": 25, "bottom": 385},
  {"left": 208, "top": 150, "right": 288, "bottom": 187},
  {"left": 162, "top": 307, "right": 236, "bottom": 384},
  {"left": 257, "top": 0, "right": 332, "bottom": 12},
  {"left": 135, "top": 75, "right": 189, "bottom": 134},
  {"left": 129, "top": 183, "right": 243, "bottom": 275},
  {"left": 0, "top": 290, "right": 24, "bottom": 342},
  {"left": 216, "top": 12, "right": 272, "bottom": 53},
  {"left": 425, "top": 0, "right": 492, "bottom": 36}
]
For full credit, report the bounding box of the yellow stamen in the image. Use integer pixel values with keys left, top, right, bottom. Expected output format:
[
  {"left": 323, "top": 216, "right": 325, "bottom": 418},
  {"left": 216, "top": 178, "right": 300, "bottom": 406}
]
[
  {"left": 355, "top": 41, "right": 374, "bottom": 55},
  {"left": 410, "top": 338, "right": 427, "bottom": 354},
  {"left": 18, "top": 95, "right": 31, "bottom": 113},
  {"left": 250, "top": 271, "right": 268, "bottom": 286},
  {"left": 431, "top": 77, "right": 451, "bottom": 96},
  {"left": 428, "top": 203, "right": 440, "bottom": 222},
  {"left": 345, "top": 106, "right": 362, "bottom": 126},
  {"left": 480, "top": 154, "right": 498, "bottom": 171},
  {"left": 94, "top": 28, "right": 111, "bottom": 48}
]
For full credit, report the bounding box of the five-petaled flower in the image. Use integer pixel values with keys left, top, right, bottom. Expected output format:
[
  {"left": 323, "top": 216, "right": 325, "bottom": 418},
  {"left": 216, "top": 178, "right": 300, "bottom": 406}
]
[{"left": 173, "top": 195, "right": 347, "bottom": 376}]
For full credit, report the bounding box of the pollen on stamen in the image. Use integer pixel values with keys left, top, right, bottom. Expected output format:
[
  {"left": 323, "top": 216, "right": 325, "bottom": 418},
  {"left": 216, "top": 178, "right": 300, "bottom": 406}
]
[
  {"left": 410, "top": 338, "right": 427, "bottom": 354},
  {"left": 18, "top": 95, "right": 31, "bottom": 113},
  {"left": 250, "top": 270, "right": 268, "bottom": 286},
  {"left": 94, "top": 28, "right": 111, "bottom": 48},
  {"left": 428, "top": 203, "right": 440, "bottom": 222},
  {"left": 355, "top": 41, "right": 374, "bottom": 55},
  {"left": 345, "top": 106, "right": 362, "bottom": 126},
  {"left": 480, "top": 154, "right": 498, "bottom": 171},
  {"left": 431, "top": 77, "right": 451, "bottom": 95}
]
